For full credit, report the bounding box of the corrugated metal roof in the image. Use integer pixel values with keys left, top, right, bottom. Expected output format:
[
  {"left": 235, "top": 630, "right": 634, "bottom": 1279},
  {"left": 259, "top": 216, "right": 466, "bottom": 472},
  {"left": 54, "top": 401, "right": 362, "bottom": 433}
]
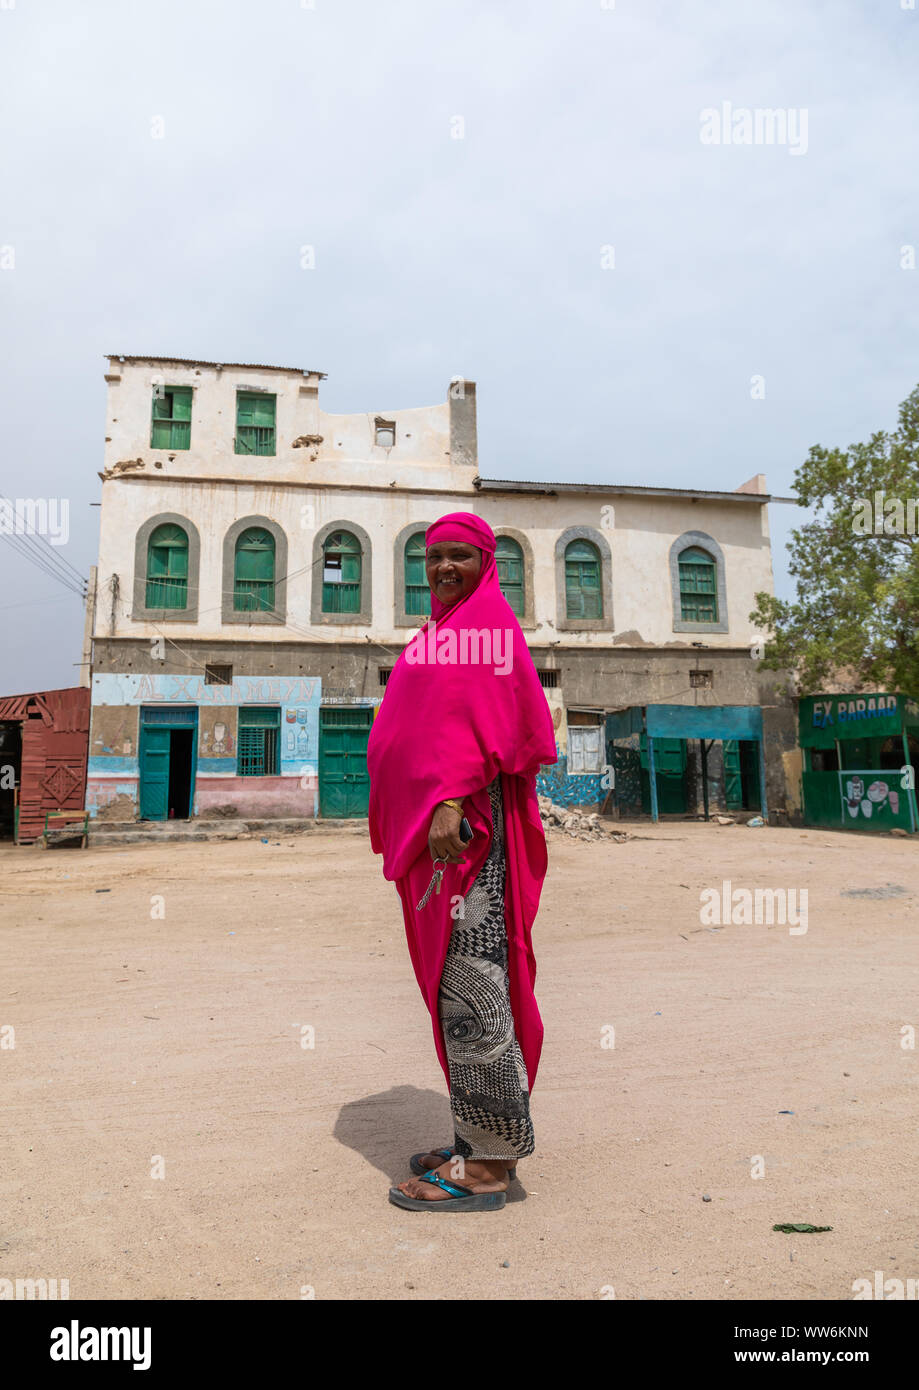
[
  {"left": 0, "top": 687, "right": 89, "bottom": 727},
  {"left": 474, "top": 477, "right": 794, "bottom": 504},
  {"left": 0, "top": 694, "right": 34, "bottom": 720},
  {"left": 106, "top": 355, "right": 327, "bottom": 377}
]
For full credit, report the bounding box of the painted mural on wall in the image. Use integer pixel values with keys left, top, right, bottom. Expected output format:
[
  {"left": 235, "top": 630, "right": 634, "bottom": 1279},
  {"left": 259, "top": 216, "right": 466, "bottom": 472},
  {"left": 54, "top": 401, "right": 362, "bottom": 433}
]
[
  {"left": 87, "top": 673, "right": 323, "bottom": 818},
  {"left": 840, "top": 772, "right": 911, "bottom": 828},
  {"left": 91, "top": 673, "right": 321, "bottom": 708},
  {"left": 536, "top": 748, "right": 603, "bottom": 809}
]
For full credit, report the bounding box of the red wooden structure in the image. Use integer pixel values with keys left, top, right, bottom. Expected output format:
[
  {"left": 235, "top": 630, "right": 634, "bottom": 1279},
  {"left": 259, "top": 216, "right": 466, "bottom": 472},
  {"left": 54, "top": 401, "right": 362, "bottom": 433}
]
[{"left": 0, "top": 687, "right": 90, "bottom": 844}]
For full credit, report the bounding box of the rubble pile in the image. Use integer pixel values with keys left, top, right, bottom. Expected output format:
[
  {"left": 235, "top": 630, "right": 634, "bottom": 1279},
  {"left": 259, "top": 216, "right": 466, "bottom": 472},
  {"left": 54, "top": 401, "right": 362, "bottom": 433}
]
[{"left": 537, "top": 796, "right": 632, "bottom": 844}]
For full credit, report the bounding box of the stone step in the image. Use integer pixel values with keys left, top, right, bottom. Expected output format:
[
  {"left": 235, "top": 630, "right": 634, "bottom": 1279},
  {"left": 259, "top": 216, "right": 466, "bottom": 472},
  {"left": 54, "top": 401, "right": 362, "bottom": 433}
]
[{"left": 88, "top": 817, "right": 368, "bottom": 845}]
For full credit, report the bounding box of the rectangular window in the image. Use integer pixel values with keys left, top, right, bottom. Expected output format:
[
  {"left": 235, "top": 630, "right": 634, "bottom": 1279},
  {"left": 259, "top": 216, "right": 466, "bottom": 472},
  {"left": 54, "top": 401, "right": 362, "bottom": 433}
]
[
  {"left": 205, "top": 664, "right": 233, "bottom": 686},
  {"left": 374, "top": 419, "right": 395, "bottom": 447},
  {"left": 237, "top": 707, "right": 280, "bottom": 776},
  {"left": 151, "top": 387, "right": 192, "bottom": 450},
  {"left": 538, "top": 670, "right": 559, "bottom": 688},
  {"left": 378, "top": 669, "right": 391, "bottom": 686},
  {"left": 689, "top": 669, "right": 713, "bottom": 689},
  {"left": 235, "top": 392, "right": 277, "bottom": 455},
  {"left": 568, "top": 724, "right": 602, "bottom": 774}
]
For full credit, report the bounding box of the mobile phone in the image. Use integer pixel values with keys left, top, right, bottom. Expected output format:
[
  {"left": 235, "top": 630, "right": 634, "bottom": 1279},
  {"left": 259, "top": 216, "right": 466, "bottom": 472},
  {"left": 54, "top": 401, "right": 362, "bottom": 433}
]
[{"left": 459, "top": 816, "right": 473, "bottom": 843}]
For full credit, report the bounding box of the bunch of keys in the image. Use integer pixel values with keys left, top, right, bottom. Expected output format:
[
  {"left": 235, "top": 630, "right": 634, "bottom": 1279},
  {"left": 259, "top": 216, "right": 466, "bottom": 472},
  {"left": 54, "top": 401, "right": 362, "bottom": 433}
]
[
  {"left": 416, "top": 857, "right": 448, "bottom": 911},
  {"left": 416, "top": 816, "right": 474, "bottom": 911}
]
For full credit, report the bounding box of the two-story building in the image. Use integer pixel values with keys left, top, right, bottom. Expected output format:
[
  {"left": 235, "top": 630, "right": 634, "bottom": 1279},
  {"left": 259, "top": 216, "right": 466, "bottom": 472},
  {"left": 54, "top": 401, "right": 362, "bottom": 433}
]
[{"left": 86, "top": 354, "right": 794, "bottom": 826}]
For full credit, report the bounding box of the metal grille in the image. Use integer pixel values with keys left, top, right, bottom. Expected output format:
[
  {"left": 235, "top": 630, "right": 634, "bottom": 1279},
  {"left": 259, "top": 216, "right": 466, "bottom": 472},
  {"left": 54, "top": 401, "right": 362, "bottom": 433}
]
[
  {"left": 237, "top": 727, "right": 279, "bottom": 776},
  {"left": 320, "top": 707, "right": 374, "bottom": 727},
  {"left": 205, "top": 664, "right": 233, "bottom": 686},
  {"left": 321, "top": 581, "right": 360, "bottom": 613},
  {"left": 145, "top": 577, "right": 188, "bottom": 609},
  {"left": 140, "top": 706, "right": 196, "bottom": 726}
]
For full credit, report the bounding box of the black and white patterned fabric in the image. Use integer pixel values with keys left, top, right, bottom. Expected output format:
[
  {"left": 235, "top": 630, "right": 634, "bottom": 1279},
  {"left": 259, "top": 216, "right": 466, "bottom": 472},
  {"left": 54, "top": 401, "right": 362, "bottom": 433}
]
[{"left": 437, "top": 776, "right": 535, "bottom": 1161}]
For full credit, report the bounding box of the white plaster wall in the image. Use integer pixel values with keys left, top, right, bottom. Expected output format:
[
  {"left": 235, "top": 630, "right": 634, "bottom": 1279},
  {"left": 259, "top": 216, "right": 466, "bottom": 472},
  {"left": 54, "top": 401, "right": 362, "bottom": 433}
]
[
  {"left": 103, "top": 359, "right": 472, "bottom": 493},
  {"left": 96, "top": 360, "right": 774, "bottom": 652},
  {"left": 94, "top": 478, "right": 774, "bottom": 650}
]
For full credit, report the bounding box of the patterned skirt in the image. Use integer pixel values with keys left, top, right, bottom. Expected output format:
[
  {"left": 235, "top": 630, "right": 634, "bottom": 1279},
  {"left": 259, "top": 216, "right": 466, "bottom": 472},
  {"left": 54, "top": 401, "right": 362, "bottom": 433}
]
[{"left": 437, "top": 776, "right": 536, "bottom": 1161}]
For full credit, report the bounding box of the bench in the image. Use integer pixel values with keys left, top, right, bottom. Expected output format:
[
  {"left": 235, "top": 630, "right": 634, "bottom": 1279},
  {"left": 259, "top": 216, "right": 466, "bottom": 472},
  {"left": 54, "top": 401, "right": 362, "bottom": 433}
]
[{"left": 41, "top": 810, "right": 90, "bottom": 849}]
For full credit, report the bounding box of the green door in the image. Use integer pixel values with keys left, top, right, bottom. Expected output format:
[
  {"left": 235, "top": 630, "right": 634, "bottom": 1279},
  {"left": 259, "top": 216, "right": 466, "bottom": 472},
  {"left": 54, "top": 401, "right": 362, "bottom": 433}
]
[
  {"left": 639, "top": 735, "right": 688, "bottom": 814},
  {"left": 139, "top": 726, "right": 170, "bottom": 820},
  {"left": 723, "top": 739, "right": 743, "bottom": 809},
  {"left": 318, "top": 708, "right": 373, "bottom": 817}
]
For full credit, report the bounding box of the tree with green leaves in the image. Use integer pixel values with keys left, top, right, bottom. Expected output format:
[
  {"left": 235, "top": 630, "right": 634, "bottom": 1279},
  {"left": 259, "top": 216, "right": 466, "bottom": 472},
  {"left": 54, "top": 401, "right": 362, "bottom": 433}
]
[{"left": 751, "top": 384, "right": 919, "bottom": 695}]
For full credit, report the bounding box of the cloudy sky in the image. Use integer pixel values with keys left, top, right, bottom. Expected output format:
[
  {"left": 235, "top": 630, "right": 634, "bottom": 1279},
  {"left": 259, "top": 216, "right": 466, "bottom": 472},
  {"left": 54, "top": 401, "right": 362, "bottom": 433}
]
[{"left": 1, "top": 0, "right": 917, "bottom": 691}]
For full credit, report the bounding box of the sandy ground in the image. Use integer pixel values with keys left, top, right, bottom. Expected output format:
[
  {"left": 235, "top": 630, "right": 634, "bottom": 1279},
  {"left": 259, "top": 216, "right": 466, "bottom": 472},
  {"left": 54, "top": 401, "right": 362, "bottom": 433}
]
[{"left": 1, "top": 820, "right": 917, "bottom": 1302}]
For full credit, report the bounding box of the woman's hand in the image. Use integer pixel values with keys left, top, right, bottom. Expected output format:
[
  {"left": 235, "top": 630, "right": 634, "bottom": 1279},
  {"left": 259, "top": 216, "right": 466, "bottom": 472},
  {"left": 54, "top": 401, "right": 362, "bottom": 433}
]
[{"left": 428, "top": 803, "right": 466, "bottom": 864}]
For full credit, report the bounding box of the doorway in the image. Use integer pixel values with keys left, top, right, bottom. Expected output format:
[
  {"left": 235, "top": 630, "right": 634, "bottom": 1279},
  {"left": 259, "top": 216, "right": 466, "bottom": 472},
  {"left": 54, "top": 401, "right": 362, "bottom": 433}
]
[
  {"left": 724, "top": 739, "right": 762, "bottom": 811},
  {"left": 0, "top": 721, "right": 22, "bottom": 839},
  {"left": 139, "top": 708, "right": 197, "bottom": 820}
]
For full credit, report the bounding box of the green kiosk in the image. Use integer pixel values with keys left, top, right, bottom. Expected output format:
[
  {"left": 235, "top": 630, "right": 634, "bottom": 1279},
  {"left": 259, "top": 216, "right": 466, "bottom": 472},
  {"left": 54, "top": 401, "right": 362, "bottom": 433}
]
[{"left": 799, "top": 692, "right": 919, "bottom": 833}]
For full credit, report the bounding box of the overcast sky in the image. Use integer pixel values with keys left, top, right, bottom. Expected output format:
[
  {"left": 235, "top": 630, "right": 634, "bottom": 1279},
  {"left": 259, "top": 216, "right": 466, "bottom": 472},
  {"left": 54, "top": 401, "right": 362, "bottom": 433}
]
[{"left": 2, "top": 0, "right": 918, "bottom": 692}]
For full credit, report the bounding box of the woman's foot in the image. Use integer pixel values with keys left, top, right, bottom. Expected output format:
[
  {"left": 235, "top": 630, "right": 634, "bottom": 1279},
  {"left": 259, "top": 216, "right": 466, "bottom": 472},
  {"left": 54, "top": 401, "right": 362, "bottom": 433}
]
[
  {"left": 416, "top": 1146, "right": 456, "bottom": 1172},
  {"left": 394, "top": 1158, "right": 511, "bottom": 1203}
]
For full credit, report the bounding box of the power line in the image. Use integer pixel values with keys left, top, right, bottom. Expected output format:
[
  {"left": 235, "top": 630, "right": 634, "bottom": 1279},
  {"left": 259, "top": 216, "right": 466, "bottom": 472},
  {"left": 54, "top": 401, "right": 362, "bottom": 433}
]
[
  {"left": 0, "top": 531, "right": 85, "bottom": 596},
  {"left": 0, "top": 494, "right": 87, "bottom": 586},
  {"left": 0, "top": 593, "right": 78, "bottom": 611}
]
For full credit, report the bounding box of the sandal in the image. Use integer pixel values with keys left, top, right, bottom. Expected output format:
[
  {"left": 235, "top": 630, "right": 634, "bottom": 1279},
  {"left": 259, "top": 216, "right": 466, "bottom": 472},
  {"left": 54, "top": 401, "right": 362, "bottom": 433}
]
[
  {"left": 389, "top": 1169, "right": 507, "bottom": 1212},
  {"left": 409, "top": 1147, "right": 517, "bottom": 1182}
]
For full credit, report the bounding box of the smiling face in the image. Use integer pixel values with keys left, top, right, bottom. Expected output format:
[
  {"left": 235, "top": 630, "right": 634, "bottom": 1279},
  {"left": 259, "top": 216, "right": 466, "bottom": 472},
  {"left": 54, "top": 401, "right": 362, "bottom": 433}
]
[{"left": 425, "top": 541, "right": 482, "bottom": 607}]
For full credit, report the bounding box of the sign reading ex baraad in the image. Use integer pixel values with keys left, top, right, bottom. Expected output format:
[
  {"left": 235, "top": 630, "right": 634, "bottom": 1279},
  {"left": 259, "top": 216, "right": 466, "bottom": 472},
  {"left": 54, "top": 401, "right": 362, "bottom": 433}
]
[{"left": 798, "top": 693, "right": 906, "bottom": 746}]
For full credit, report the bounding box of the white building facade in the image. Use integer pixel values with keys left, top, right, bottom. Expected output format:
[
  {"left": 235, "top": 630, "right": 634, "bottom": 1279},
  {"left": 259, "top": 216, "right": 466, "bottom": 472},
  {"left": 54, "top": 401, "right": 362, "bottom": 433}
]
[{"left": 87, "top": 355, "right": 792, "bottom": 825}]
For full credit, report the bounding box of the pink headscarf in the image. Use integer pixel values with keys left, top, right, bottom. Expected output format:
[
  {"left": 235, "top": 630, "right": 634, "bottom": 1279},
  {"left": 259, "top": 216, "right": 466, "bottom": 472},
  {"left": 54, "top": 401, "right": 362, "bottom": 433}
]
[{"left": 368, "top": 512, "right": 557, "bottom": 1088}]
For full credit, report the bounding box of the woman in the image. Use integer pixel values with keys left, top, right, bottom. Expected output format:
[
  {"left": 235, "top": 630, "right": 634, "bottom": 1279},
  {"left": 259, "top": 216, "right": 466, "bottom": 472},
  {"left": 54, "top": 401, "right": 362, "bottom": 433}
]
[{"left": 368, "top": 512, "right": 557, "bottom": 1211}]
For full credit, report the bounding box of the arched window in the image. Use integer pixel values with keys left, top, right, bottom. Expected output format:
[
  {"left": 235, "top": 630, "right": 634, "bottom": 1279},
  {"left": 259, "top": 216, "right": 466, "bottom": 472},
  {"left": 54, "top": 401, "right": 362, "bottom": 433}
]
[
  {"left": 233, "top": 528, "right": 276, "bottom": 612},
  {"left": 404, "top": 532, "right": 430, "bottom": 616},
  {"left": 145, "top": 523, "right": 189, "bottom": 609},
  {"left": 678, "top": 546, "right": 717, "bottom": 623},
  {"left": 322, "top": 530, "right": 362, "bottom": 614},
  {"left": 496, "top": 535, "right": 524, "bottom": 616},
  {"left": 564, "top": 539, "right": 602, "bottom": 619}
]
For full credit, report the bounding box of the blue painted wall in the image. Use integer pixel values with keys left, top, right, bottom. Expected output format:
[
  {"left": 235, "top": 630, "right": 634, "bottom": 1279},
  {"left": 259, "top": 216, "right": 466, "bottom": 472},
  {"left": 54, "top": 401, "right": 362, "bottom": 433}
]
[{"left": 536, "top": 750, "right": 603, "bottom": 809}]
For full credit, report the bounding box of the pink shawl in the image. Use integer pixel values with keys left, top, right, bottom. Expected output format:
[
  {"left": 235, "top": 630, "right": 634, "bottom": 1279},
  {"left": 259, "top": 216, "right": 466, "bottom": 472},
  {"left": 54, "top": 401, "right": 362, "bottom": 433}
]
[{"left": 367, "top": 512, "right": 557, "bottom": 1089}]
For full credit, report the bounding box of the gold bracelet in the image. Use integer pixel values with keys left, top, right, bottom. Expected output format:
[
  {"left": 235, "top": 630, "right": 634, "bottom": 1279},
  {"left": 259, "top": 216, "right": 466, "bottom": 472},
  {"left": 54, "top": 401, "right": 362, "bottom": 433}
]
[{"left": 440, "top": 798, "right": 464, "bottom": 815}]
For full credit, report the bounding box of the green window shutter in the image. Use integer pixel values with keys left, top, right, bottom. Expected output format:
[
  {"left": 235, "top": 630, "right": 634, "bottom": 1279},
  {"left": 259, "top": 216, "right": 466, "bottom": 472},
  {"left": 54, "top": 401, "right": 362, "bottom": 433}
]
[
  {"left": 150, "top": 388, "right": 192, "bottom": 449},
  {"left": 146, "top": 523, "right": 189, "bottom": 609},
  {"left": 404, "top": 532, "right": 431, "bottom": 615},
  {"left": 496, "top": 536, "right": 524, "bottom": 616},
  {"left": 679, "top": 547, "right": 717, "bottom": 622},
  {"left": 235, "top": 393, "right": 276, "bottom": 455},
  {"left": 234, "top": 528, "right": 276, "bottom": 611},
  {"left": 237, "top": 708, "right": 280, "bottom": 776},
  {"left": 322, "top": 531, "right": 362, "bottom": 614},
  {"left": 171, "top": 389, "right": 192, "bottom": 422},
  {"left": 564, "top": 540, "right": 602, "bottom": 619}
]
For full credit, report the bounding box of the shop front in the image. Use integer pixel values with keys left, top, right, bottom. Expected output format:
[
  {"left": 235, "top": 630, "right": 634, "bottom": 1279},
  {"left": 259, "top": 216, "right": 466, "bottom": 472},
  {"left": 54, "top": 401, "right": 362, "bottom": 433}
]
[{"left": 799, "top": 692, "right": 919, "bottom": 833}]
